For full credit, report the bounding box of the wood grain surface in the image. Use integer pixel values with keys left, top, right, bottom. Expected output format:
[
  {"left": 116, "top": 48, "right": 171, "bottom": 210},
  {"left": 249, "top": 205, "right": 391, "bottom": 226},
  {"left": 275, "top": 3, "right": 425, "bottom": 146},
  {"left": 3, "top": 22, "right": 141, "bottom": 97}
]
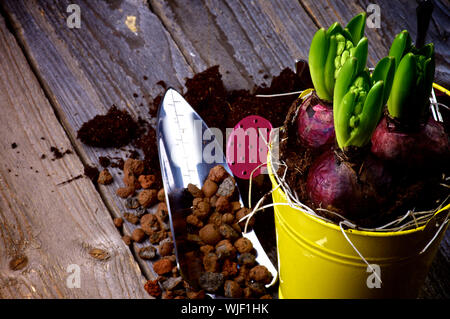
[
  {"left": 150, "top": 0, "right": 317, "bottom": 90},
  {"left": 1, "top": 0, "right": 193, "bottom": 281},
  {"left": 0, "top": 0, "right": 448, "bottom": 298},
  {"left": 0, "top": 14, "right": 149, "bottom": 298}
]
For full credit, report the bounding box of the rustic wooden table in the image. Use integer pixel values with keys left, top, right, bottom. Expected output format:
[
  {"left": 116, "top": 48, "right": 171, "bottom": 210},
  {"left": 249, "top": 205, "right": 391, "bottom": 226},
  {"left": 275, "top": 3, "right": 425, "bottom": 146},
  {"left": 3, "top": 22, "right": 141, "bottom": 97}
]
[{"left": 0, "top": 0, "right": 448, "bottom": 298}]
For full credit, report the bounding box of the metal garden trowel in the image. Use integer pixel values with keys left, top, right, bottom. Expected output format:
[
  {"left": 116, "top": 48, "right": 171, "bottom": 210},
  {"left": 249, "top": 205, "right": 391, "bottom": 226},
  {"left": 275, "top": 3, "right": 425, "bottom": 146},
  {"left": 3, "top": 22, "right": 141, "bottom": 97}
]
[{"left": 157, "top": 88, "right": 278, "bottom": 296}]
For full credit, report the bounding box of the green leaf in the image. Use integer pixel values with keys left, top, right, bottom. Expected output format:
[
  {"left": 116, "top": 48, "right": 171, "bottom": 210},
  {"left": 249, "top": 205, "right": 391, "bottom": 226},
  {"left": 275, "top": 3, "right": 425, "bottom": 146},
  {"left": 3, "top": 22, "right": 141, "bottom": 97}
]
[
  {"left": 309, "top": 28, "right": 332, "bottom": 101},
  {"left": 333, "top": 57, "right": 357, "bottom": 120},
  {"left": 349, "top": 80, "right": 384, "bottom": 147},
  {"left": 341, "top": 28, "right": 354, "bottom": 43},
  {"left": 417, "top": 56, "right": 435, "bottom": 117},
  {"left": 352, "top": 37, "right": 368, "bottom": 74},
  {"left": 419, "top": 43, "right": 434, "bottom": 59},
  {"left": 372, "top": 56, "right": 395, "bottom": 105},
  {"left": 388, "top": 30, "right": 411, "bottom": 69},
  {"left": 326, "top": 22, "right": 343, "bottom": 36},
  {"left": 324, "top": 35, "right": 338, "bottom": 98},
  {"left": 387, "top": 53, "right": 416, "bottom": 119},
  {"left": 336, "top": 91, "right": 357, "bottom": 148},
  {"left": 345, "top": 12, "right": 367, "bottom": 44}
]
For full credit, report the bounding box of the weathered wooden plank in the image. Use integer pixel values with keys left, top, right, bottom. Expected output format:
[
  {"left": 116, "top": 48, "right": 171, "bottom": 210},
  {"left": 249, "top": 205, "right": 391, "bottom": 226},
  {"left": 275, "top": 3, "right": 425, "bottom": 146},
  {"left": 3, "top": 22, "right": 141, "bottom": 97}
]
[
  {"left": 300, "top": 0, "right": 450, "bottom": 86},
  {"left": 0, "top": 14, "right": 149, "bottom": 298},
  {"left": 3, "top": 0, "right": 448, "bottom": 298},
  {"left": 419, "top": 233, "right": 450, "bottom": 299},
  {"left": 150, "top": 0, "right": 317, "bottom": 90},
  {"left": 1, "top": 0, "right": 194, "bottom": 282}
]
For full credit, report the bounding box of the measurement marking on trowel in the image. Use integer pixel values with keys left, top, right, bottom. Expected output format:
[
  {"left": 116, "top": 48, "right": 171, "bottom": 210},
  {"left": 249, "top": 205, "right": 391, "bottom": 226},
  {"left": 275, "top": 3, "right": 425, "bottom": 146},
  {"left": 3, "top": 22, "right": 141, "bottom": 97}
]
[{"left": 169, "top": 91, "right": 201, "bottom": 186}]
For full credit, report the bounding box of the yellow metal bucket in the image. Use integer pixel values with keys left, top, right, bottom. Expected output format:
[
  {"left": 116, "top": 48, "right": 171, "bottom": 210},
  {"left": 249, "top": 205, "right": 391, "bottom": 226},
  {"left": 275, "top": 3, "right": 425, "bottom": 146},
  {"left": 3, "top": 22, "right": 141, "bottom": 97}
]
[{"left": 268, "top": 160, "right": 449, "bottom": 298}]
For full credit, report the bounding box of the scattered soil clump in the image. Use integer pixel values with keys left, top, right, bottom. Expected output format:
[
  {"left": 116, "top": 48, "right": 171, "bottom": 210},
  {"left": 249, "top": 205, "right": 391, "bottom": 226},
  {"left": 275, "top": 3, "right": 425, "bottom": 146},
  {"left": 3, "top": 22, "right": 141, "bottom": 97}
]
[
  {"left": 181, "top": 165, "right": 274, "bottom": 298},
  {"left": 77, "top": 106, "right": 140, "bottom": 148}
]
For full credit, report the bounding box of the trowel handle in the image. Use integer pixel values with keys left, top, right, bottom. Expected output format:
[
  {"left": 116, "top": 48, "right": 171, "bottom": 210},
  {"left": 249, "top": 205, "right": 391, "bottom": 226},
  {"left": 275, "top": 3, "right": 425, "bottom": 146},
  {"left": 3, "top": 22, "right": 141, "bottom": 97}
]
[{"left": 416, "top": 0, "right": 434, "bottom": 48}]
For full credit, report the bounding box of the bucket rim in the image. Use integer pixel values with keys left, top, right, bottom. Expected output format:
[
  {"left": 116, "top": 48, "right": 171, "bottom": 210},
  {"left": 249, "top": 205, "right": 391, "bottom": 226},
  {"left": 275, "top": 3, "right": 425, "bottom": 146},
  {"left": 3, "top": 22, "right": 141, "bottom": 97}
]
[{"left": 267, "top": 155, "right": 449, "bottom": 238}]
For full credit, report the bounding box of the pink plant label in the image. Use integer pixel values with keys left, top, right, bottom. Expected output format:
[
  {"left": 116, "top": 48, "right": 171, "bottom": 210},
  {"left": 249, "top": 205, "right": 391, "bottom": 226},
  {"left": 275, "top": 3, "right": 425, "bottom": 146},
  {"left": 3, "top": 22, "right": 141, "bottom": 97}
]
[{"left": 226, "top": 115, "right": 273, "bottom": 179}]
